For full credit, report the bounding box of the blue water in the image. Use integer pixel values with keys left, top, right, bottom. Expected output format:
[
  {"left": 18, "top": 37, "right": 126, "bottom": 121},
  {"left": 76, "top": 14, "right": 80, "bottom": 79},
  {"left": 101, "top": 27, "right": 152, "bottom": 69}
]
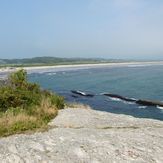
[{"left": 28, "top": 65, "right": 163, "bottom": 121}]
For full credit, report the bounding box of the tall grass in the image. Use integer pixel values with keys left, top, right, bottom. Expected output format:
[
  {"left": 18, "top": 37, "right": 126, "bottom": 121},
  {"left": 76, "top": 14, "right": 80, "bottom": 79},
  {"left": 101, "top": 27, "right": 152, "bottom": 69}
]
[{"left": 0, "top": 70, "right": 64, "bottom": 137}]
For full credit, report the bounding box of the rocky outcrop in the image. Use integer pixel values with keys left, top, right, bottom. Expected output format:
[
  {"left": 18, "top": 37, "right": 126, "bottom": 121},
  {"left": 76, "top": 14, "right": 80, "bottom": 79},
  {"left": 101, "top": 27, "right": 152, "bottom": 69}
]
[
  {"left": 136, "top": 99, "right": 163, "bottom": 107},
  {"left": 0, "top": 108, "right": 163, "bottom": 163},
  {"left": 102, "top": 93, "right": 137, "bottom": 102},
  {"left": 71, "top": 90, "right": 94, "bottom": 97},
  {"left": 102, "top": 93, "right": 163, "bottom": 107}
]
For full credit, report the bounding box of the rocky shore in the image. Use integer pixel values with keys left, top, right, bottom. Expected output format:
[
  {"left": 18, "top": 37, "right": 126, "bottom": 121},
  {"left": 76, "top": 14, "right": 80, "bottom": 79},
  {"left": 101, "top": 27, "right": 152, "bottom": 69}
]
[{"left": 0, "top": 107, "right": 163, "bottom": 163}]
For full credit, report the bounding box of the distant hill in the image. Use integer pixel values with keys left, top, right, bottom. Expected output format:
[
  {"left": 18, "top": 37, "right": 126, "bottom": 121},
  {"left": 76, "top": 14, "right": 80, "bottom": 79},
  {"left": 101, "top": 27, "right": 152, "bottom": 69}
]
[{"left": 0, "top": 57, "right": 126, "bottom": 66}]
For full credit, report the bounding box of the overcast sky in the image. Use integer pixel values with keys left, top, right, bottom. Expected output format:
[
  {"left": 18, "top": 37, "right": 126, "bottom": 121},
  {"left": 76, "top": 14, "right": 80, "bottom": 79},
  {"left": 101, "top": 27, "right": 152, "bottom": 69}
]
[{"left": 0, "top": 0, "right": 163, "bottom": 59}]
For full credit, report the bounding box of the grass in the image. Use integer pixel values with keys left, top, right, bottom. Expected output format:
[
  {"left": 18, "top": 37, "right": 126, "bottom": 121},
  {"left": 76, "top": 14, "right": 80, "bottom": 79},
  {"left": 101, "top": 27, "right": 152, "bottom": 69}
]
[
  {"left": 0, "top": 96, "right": 59, "bottom": 137},
  {"left": 0, "top": 69, "right": 64, "bottom": 137}
]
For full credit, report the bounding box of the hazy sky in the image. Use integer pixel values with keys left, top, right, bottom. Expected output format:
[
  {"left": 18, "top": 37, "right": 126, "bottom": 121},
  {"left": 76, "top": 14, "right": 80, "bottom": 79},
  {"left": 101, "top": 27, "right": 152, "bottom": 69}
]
[{"left": 0, "top": 0, "right": 163, "bottom": 59}]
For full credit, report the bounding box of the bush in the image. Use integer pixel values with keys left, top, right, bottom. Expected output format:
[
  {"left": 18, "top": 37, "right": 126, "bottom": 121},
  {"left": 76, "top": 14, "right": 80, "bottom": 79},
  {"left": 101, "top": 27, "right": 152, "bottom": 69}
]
[
  {"left": 50, "top": 94, "right": 65, "bottom": 110},
  {"left": 0, "top": 69, "right": 64, "bottom": 137},
  {"left": 0, "top": 69, "right": 64, "bottom": 111}
]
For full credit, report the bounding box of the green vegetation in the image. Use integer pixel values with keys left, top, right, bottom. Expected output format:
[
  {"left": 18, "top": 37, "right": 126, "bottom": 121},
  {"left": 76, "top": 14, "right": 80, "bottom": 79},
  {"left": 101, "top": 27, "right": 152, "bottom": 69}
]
[
  {"left": 0, "top": 69, "right": 64, "bottom": 137},
  {"left": 0, "top": 56, "right": 126, "bottom": 68}
]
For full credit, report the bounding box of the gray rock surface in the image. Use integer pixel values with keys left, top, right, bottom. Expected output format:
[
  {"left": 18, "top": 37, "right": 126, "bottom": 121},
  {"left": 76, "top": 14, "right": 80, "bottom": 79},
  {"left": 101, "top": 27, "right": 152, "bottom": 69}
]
[{"left": 0, "top": 108, "right": 163, "bottom": 163}]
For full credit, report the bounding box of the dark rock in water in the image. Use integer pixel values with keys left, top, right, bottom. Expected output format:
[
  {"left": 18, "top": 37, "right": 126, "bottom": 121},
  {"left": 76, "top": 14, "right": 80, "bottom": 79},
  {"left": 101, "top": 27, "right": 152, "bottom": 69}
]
[
  {"left": 103, "top": 93, "right": 163, "bottom": 107},
  {"left": 102, "top": 93, "right": 137, "bottom": 102},
  {"left": 71, "top": 90, "right": 163, "bottom": 108},
  {"left": 136, "top": 100, "right": 163, "bottom": 107},
  {"left": 71, "top": 90, "right": 94, "bottom": 97}
]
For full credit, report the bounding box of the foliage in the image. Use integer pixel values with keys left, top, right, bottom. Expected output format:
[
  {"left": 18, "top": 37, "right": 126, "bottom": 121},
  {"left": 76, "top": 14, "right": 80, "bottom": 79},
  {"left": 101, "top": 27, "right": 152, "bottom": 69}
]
[
  {"left": 1, "top": 56, "right": 109, "bottom": 64},
  {"left": 0, "top": 69, "right": 64, "bottom": 136},
  {"left": 50, "top": 94, "right": 64, "bottom": 110},
  {"left": 0, "top": 70, "right": 42, "bottom": 111}
]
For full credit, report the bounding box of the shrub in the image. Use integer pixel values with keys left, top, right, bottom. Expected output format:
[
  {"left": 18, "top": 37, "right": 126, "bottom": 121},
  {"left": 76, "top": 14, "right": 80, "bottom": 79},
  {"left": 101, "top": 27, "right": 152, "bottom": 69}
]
[
  {"left": 50, "top": 94, "right": 65, "bottom": 110},
  {"left": 0, "top": 69, "right": 65, "bottom": 111},
  {"left": 0, "top": 69, "right": 64, "bottom": 137}
]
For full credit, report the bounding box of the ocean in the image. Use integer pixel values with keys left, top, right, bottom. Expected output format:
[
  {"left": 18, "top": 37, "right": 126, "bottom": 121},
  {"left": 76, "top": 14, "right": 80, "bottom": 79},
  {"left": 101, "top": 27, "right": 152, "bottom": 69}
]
[{"left": 28, "top": 64, "right": 163, "bottom": 121}]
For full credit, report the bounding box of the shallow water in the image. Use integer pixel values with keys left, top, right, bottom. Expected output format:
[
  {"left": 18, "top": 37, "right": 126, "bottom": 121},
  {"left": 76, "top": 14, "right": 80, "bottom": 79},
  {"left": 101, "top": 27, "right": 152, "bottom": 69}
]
[{"left": 28, "top": 64, "right": 163, "bottom": 120}]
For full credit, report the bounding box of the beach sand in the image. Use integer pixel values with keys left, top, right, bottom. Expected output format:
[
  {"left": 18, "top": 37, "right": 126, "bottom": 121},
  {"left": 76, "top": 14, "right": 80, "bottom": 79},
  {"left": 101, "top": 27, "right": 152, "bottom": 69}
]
[{"left": 1, "top": 61, "right": 163, "bottom": 73}]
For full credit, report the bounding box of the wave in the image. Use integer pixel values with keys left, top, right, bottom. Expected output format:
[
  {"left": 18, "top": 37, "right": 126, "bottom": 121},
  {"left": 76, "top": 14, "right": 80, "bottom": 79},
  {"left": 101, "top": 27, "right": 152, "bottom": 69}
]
[
  {"left": 138, "top": 106, "right": 147, "bottom": 109},
  {"left": 157, "top": 106, "right": 163, "bottom": 110},
  {"left": 108, "top": 97, "right": 135, "bottom": 105},
  {"left": 108, "top": 97, "right": 123, "bottom": 102},
  {"left": 102, "top": 93, "right": 137, "bottom": 102},
  {"left": 47, "top": 72, "right": 57, "bottom": 75},
  {"left": 71, "top": 90, "right": 94, "bottom": 97},
  {"left": 122, "top": 101, "right": 135, "bottom": 105},
  {"left": 127, "top": 64, "right": 151, "bottom": 68}
]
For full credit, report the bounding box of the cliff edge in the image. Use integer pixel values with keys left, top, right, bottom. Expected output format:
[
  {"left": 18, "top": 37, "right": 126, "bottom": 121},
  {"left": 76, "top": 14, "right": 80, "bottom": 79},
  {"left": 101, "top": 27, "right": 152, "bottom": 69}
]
[{"left": 0, "top": 108, "right": 163, "bottom": 163}]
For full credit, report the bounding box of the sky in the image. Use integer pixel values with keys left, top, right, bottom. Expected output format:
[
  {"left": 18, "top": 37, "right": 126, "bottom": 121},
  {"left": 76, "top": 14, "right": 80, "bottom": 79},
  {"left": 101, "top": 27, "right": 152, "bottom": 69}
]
[{"left": 0, "top": 0, "right": 163, "bottom": 59}]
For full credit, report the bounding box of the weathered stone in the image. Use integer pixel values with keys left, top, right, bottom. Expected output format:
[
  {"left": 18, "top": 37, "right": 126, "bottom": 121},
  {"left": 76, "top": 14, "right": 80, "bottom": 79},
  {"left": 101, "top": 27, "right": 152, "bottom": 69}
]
[
  {"left": 0, "top": 108, "right": 163, "bottom": 163},
  {"left": 136, "top": 99, "right": 163, "bottom": 107}
]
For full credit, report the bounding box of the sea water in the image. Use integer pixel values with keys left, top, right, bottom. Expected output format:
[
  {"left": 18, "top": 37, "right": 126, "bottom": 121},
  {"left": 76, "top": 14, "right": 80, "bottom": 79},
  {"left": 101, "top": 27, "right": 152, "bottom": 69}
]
[{"left": 28, "top": 64, "right": 163, "bottom": 121}]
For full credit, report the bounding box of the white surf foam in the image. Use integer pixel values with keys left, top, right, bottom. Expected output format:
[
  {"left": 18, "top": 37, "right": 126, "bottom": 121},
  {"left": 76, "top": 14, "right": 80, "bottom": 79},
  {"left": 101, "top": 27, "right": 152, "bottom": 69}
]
[
  {"left": 108, "top": 97, "right": 135, "bottom": 105},
  {"left": 108, "top": 97, "right": 122, "bottom": 102},
  {"left": 122, "top": 101, "right": 135, "bottom": 105},
  {"left": 138, "top": 106, "right": 147, "bottom": 109},
  {"left": 127, "top": 64, "right": 151, "bottom": 68},
  {"left": 47, "top": 72, "right": 57, "bottom": 75},
  {"left": 157, "top": 106, "right": 163, "bottom": 110}
]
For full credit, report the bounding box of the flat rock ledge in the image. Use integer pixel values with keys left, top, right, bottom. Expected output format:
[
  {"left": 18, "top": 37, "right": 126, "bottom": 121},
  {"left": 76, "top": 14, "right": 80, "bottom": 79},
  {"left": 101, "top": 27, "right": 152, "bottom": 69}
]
[{"left": 0, "top": 108, "right": 163, "bottom": 163}]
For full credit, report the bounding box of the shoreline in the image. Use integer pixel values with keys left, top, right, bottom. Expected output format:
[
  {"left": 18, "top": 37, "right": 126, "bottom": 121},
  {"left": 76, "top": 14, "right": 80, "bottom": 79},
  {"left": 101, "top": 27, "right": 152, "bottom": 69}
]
[{"left": 1, "top": 61, "right": 163, "bottom": 74}]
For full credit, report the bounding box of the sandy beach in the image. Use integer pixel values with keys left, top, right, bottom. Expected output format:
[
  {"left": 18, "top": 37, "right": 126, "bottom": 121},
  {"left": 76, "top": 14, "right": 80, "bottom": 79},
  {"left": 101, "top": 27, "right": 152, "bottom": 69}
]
[{"left": 1, "top": 61, "right": 163, "bottom": 75}]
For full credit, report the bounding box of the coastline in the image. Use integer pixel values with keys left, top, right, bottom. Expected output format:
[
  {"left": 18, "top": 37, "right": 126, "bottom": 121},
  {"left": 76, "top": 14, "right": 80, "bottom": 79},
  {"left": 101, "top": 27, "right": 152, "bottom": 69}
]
[
  {"left": 0, "top": 65, "right": 163, "bottom": 162},
  {"left": 17, "top": 61, "right": 163, "bottom": 72},
  {"left": 1, "top": 61, "right": 163, "bottom": 74}
]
